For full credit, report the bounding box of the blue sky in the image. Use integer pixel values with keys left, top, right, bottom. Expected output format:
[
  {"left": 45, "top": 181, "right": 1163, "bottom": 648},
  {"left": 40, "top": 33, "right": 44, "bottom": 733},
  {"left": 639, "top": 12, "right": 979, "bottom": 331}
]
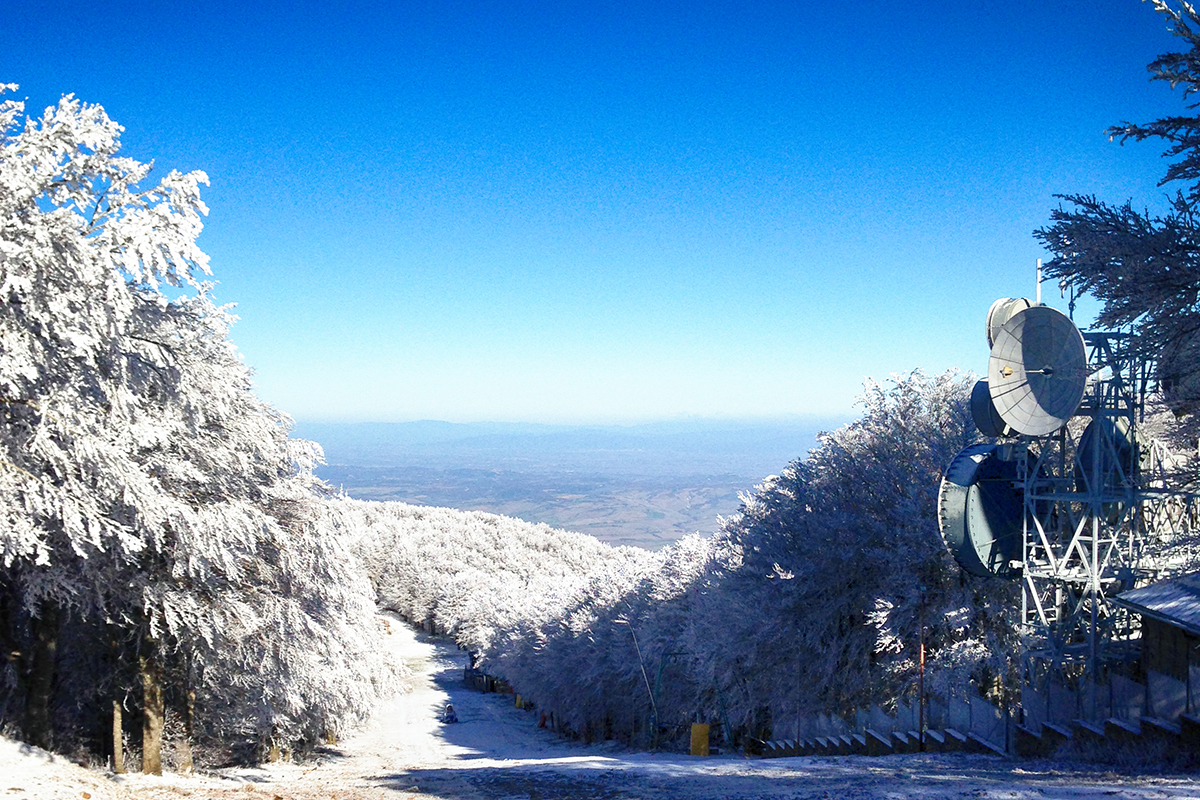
[{"left": 3, "top": 1, "right": 1186, "bottom": 424}]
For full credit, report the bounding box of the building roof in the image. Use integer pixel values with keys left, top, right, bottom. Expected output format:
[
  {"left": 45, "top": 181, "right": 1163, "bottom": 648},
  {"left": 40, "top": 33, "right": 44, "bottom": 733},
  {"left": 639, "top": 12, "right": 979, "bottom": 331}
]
[{"left": 1114, "top": 573, "right": 1200, "bottom": 637}]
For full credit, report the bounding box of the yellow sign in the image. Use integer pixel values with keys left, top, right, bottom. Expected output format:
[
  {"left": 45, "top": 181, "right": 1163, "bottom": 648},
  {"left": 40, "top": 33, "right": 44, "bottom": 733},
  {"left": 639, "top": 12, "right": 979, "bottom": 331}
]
[{"left": 690, "top": 723, "right": 710, "bottom": 756}]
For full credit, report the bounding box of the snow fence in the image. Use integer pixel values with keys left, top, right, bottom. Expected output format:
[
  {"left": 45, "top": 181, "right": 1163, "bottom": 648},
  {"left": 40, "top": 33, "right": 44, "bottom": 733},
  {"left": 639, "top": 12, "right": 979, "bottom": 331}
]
[
  {"left": 787, "top": 689, "right": 1009, "bottom": 753},
  {"left": 1022, "top": 667, "right": 1199, "bottom": 731}
]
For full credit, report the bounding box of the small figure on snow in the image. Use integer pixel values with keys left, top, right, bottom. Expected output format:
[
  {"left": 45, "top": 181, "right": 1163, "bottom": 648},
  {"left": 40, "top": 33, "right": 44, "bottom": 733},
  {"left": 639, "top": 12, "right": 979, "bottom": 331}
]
[{"left": 441, "top": 703, "right": 458, "bottom": 724}]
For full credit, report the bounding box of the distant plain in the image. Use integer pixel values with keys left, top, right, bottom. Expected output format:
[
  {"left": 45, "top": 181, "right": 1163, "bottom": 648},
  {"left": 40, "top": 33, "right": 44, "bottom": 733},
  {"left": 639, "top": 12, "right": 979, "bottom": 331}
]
[{"left": 296, "top": 418, "right": 842, "bottom": 550}]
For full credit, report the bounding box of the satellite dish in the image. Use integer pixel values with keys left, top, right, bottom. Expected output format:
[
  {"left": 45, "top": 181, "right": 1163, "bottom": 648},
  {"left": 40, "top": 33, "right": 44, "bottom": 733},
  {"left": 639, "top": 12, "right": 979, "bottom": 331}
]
[
  {"left": 986, "top": 297, "right": 1034, "bottom": 348},
  {"left": 1076, "top": 416, "right": 1134, "bottom": 490},
  {"left": 938, "top": 443, "right": 1025, "bottom": 580},
  {"left": 1075, "top": 415, "right": 1137, "bottom": 522},
  {"left": 987, "top": 306, "right": 1087, "bottom": 436},
  {"left": 970, "top": 379, "right": 1011, "bottom": 437}
]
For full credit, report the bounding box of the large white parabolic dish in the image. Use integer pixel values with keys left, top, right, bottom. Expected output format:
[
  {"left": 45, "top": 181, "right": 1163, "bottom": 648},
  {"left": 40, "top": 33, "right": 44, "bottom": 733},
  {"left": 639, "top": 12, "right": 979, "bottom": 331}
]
[{"left": 987, "top": 305, "right": 1087, "bottom": 437}]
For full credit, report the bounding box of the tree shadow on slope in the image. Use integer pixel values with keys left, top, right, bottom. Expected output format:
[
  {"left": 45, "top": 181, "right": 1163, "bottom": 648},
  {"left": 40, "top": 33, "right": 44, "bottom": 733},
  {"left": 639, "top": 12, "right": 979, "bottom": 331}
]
[
  {"left": 375, "top": 767, "right": 636, "bottom": 799},
  {"left": 415, "top": 630, "right": 574, "bottom": 760},
  {"left": 373, "top": 758, "right": 1200, "bottom": 800}
]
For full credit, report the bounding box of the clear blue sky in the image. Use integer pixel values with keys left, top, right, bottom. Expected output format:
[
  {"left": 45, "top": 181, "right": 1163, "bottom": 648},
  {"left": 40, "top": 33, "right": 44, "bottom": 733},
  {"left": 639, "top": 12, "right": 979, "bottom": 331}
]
[{"left": 2, "top": 1, "right": 1185, "bottom": 424}]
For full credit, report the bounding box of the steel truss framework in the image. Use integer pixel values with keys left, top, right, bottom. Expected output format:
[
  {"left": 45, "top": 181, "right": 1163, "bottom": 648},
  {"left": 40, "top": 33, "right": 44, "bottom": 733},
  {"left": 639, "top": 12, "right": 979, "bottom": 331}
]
[{"left": 1019, "top": 332, "right": 1200, "bottom": 696}]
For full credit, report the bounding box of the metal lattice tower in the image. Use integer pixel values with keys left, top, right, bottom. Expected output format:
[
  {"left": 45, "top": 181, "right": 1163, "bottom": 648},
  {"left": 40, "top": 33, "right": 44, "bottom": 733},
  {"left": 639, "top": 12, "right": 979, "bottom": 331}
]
[
  {"left": 1019, "top": 332, "right": 1145, "bottom": 679},
  {"left": 939, "top": 302, "right": 1200, "bottom": 712}
]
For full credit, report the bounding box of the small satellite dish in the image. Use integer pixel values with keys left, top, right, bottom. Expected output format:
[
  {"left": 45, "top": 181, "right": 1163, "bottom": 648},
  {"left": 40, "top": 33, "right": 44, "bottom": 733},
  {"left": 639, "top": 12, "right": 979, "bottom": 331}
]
[
  {"left": 987, "top": 306, "right": 1087, "bottom": 436},
  {"left": 986, "top": 297, "right": 1034, "bottom": 348},
  {"left": 1075, "top": 415, "right": 1137, "bottom": 521},
  {"left": 970, "top": 379, "right": 1011, "bottom": 438},
  {"left": 938, "top": 443, "right": 1025, "bottom": 580},
  {"left": 1076, "top": 416, "right": 1134, "bottom": 490}
]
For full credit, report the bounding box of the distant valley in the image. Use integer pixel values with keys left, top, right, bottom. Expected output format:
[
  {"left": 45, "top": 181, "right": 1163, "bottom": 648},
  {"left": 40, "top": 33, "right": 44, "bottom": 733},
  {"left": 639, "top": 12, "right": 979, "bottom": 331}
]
[{"left": 294, "top": 418, "right": 844, "bottom": 550}]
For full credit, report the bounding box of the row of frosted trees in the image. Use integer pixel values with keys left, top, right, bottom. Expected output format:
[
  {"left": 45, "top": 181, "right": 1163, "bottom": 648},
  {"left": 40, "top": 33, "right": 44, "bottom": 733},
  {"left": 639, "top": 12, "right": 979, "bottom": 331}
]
[
  {"left": 0, "top": 88, "right": 396, "bottom": 769},
  {"left": 353, "top": 371, "right": 1023, "bottom": 750}
]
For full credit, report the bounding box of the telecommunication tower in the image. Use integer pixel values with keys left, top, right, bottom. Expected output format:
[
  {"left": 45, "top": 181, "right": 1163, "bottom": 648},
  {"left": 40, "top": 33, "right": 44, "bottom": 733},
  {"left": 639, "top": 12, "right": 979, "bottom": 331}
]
[{"left": 937, "top": 290, "right": 1199, "bottom": 708}]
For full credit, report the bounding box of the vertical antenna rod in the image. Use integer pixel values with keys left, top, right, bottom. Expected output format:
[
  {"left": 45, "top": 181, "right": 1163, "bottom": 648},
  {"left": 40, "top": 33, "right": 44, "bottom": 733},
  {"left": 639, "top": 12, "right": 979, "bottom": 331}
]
[{"left": 1036, "top": 258, "right": 1042, "bottom": 305}]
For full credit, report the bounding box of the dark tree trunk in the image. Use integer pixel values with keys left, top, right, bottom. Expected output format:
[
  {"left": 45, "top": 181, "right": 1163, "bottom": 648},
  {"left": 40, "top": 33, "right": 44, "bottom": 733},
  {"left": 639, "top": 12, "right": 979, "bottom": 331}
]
[
  {"left": 0, "top": 582, "right": 23, "bottom": 720},
  {"left": 23, "top": 601, "right": 59, "bottom": 750}
]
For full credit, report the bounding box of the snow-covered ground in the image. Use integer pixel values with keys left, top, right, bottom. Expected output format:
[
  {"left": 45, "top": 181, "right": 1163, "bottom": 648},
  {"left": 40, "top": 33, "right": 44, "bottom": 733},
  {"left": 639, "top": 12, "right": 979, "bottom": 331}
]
[{"left": 4, "top": 613, "right": 1199, "bottom": 799}]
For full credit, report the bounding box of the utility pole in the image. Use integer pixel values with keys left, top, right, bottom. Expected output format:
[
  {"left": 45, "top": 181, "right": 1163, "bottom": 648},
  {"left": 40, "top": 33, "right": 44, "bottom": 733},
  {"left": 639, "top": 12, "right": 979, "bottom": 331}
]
[
  {"left": 615, "top": 619, "right": 657, "bottom": 749},
  {"left": 918, "top": 585, "right": 926, "bottom": 752}
]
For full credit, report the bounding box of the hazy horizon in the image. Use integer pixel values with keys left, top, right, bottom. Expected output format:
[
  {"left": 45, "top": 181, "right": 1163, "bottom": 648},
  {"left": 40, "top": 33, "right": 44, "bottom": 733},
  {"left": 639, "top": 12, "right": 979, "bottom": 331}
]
[{"left": 296, "top": 416, "right": 843, "bottom": 548}]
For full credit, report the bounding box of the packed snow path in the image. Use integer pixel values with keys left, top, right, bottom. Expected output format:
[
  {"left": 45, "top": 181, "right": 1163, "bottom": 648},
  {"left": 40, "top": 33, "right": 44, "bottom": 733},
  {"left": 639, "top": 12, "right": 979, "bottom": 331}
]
[{"left": 5, "top": 613, "right": 1200, "bottom": 799}]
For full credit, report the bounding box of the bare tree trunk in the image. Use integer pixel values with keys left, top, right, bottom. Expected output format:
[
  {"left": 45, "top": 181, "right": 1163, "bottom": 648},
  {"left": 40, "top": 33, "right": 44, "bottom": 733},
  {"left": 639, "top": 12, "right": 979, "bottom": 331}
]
[
  {"left": 177, "top": 688, "right": 194, "bottom": 774},
  {"left": 140, "top": 643, "right": 163, "bottom": 775},
  {"left": 112, "top": 700, "right": 125, "bottom": 774},
  {"left": 23, "top": 601, "right": 59, "bottom": 750},
  {"left": 108, "top": 628, "right": 125, "bottom": 773}
]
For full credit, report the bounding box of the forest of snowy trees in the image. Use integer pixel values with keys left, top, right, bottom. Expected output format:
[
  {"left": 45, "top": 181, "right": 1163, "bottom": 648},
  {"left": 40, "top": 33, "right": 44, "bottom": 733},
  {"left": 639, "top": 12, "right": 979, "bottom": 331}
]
[{"left": 7, "top": 0, "right": 1200, "bottom": 772}]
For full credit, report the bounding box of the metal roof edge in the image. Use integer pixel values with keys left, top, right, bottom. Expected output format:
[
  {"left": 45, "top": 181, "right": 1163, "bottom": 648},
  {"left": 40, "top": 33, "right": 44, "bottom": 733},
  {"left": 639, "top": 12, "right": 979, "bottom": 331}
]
[{"left": 1112, "top": 595, "right": 1200, "bottom": 638}]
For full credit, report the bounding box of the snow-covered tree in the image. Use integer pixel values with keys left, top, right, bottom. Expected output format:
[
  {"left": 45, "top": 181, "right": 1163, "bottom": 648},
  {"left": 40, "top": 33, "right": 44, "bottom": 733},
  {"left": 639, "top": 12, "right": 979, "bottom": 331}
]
[
  {"left": 125, "top": 294, "right": 397, "bottom": 761},
  {"left": 346, "top": 498, "right": 659, "bottom": 656},
  {"left": 693, "top": 370, "right": 1016, "bottom": 729},
  {"left": 1036, "top": 0, "right": 1200, "bottom": 448},
  {"left": 0, "top": 86, "right": 394, "bottom": 765},
  {"left": 0, "top": 86, "right": 214, "bottom": 752}
]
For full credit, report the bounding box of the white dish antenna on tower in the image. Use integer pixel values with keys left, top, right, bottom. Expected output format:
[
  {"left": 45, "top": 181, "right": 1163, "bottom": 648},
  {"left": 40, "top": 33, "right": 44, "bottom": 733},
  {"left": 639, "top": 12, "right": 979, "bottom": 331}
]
[
  {"left": 985, "top": 297, "right": 1034, "bottom": 349},
  {"left": 987, "top": 305, "right": 1088, "bottom": 437}
]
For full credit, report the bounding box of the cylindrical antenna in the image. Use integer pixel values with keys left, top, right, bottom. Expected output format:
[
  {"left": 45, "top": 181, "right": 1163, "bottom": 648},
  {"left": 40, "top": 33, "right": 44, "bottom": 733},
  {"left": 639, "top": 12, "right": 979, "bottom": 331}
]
[{"left": 1036, "top": 258, "right": 1042, "bottom": 305}]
